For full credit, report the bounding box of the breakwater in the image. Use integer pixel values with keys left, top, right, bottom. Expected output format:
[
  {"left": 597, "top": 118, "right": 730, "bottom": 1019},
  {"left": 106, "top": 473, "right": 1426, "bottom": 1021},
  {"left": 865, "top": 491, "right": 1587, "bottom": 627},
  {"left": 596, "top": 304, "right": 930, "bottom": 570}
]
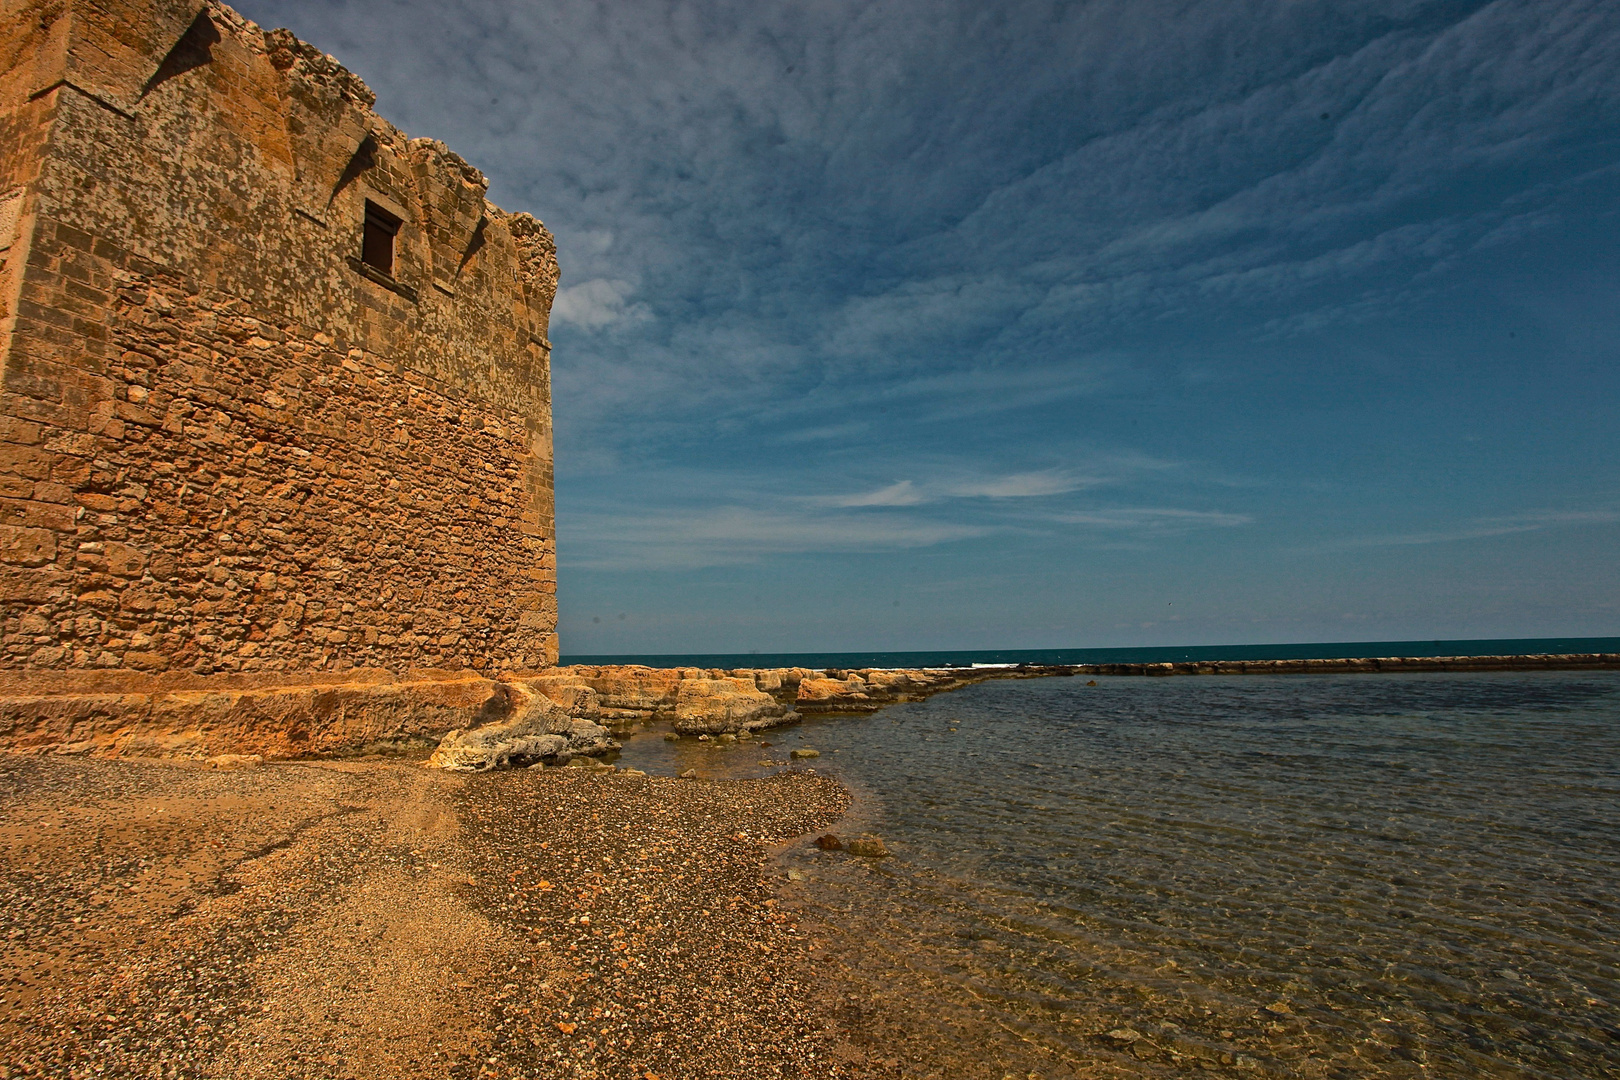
[{"left": 1057, "top": 651, "right": 1620, "bottom": 676}]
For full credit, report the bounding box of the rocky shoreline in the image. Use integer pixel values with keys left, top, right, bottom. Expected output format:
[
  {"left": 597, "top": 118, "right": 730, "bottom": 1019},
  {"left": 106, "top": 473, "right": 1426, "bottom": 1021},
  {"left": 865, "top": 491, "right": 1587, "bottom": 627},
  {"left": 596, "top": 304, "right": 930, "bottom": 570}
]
[
  {"left": 4, "top": 654, "right": 1614, "bottom": 768},
  {"left": 427, "top": 653, "right": 1620, "bottom": 770},
  {"left": 427, "top": 663, "right": 1075, "bottom": 771}
]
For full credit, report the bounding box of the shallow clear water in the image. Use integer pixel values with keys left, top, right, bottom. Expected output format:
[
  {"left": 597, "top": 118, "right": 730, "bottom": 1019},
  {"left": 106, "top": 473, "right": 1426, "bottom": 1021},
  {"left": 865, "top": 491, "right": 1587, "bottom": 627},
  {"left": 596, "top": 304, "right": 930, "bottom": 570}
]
[{"left": 617, "top": 672, "right": 1620, "bottom": 1077}]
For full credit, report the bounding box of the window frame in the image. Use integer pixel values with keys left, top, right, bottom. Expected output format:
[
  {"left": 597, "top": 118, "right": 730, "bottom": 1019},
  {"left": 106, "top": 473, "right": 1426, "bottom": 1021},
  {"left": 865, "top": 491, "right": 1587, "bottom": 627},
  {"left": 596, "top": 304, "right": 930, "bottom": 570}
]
[{"left": 361, "top": 199, "right": 402, "bottom": 277}]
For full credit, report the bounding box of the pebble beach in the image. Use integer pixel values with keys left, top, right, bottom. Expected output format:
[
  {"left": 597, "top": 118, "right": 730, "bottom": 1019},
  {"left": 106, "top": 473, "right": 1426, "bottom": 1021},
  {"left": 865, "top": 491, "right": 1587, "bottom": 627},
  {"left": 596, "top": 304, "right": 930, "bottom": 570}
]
[{"left": 0, "top": 754, "right": 906, "bottom": 1080}]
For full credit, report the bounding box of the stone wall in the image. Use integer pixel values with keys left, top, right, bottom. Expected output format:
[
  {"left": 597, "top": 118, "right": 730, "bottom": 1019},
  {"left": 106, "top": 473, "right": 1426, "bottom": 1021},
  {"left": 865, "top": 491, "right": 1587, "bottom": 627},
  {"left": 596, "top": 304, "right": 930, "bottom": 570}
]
[{"left": 0, "top": 0, "right": 560, "bottom": 689}]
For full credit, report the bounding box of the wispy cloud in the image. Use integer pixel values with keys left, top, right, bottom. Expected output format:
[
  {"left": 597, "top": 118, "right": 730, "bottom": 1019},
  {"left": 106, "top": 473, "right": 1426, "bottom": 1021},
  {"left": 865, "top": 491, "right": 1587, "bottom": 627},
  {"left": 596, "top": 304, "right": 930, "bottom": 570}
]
[
  {"left": 1330, "top": 510, "right": 1620, "bottom": 550},
  {"left": 950, "top": 471, "right": 1096, "bottom": 499},
  {"left": 823, "top": 480, "right": 927, "bottom": 507},
  {"left": 1054, "top": 507, "right": 1253, "bottom": 531},
  {"left": 560, "top": 504, "right": 988, "bottom": 570},
  {"left": 814, "top": 468, "right": 1109, "bottom": 508}
]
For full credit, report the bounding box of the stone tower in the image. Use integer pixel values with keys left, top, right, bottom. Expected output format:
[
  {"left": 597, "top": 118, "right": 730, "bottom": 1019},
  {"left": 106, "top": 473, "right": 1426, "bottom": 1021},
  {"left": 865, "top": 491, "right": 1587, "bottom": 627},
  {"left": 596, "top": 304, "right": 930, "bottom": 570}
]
[{"left": 0, "top": 0, "right": 562, "bottom": 753}]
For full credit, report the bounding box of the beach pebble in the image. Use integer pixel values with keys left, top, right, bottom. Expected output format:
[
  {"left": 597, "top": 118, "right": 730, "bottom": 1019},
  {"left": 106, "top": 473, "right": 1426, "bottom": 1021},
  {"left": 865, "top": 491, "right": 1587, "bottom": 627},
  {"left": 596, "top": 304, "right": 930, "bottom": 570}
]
[
  {"left": 845, "top": 834, "right": 890, "bottom": 858},
  {"left": 718, "top": 733, "right": 737, "bottom": 744},
  {"left": 790, "top": 748, "right": 820, "bottom": 759},
  {"left": 679, "top": 768, "right": 697, "bottom": 779}
]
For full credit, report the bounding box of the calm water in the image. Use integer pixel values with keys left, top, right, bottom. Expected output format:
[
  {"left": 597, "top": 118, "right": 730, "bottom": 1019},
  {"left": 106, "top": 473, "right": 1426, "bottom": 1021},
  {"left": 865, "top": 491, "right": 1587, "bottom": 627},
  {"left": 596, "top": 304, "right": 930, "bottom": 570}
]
[
  {"left": 564, "top": 635, "right": 1620, "bottom": 670},
  {"left": 616, "top": 672, "right": 1620, "bottom": 1078}
]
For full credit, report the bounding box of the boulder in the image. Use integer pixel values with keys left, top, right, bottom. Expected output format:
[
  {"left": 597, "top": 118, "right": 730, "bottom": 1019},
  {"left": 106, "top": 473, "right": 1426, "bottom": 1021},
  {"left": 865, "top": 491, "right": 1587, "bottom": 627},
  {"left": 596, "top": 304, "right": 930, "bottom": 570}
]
[
  {"left": 564, "top": 717, "right": 617, "bottom": 756},
  {"left": 426, "top": 687, "right": 618, "bottom": 771},
  {"left": 520, "top": 674, "right": 602, "bottom": 721},
  {"left": 750, "top": 669, "right": 785, "bottom": 693},
  {"left": 859, "top": 669, "right": 931, "bottom": 693},
  {"left": 557, "top": 665, "right": 685, "bottom": 717},
  {"left": 672, "top": 677, "right": 790, "bottom": 735},
  {"left": 796, "top": 676, "right": 875, "bottom": 711}
]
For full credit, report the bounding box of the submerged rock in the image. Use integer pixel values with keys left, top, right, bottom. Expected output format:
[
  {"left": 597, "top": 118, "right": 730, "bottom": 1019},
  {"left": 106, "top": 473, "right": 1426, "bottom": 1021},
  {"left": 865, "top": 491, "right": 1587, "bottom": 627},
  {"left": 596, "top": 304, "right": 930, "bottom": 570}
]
[
  {"left": 790, "top": 748, "right": 820, "bottom": 759},
  {"left": 814, "top": 834, "right": 843, "bottom": 851},
  {"left": 845, "top": 834, "right": 890, "bottom": 858}
]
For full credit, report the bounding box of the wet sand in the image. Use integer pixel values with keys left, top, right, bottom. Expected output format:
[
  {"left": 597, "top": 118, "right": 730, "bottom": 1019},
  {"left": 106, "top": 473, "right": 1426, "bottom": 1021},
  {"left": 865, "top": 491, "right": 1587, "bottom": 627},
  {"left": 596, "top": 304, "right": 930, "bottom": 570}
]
[{"left": 0, "top": 755, "right": 923, "bottom": 1080}]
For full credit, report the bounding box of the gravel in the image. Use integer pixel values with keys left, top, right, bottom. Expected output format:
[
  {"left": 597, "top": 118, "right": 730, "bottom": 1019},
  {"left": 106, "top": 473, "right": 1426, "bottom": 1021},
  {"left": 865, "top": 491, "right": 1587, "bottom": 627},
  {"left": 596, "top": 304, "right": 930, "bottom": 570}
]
[{"left": 0, "top": 755, "right": 888, "bottom": 1079}]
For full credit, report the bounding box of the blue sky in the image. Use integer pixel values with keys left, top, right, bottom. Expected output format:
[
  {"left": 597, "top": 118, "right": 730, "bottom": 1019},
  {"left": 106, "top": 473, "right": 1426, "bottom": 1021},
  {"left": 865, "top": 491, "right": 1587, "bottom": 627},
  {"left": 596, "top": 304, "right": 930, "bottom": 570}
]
[{"left": 241, "top": 0, "right": 1620, "bottom": 654}]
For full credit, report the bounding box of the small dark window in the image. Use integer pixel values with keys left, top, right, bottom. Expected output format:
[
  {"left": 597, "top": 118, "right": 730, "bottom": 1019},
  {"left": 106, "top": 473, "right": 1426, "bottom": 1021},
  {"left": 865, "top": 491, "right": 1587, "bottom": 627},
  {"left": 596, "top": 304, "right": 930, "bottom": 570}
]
[{"left": 361, "top": 201, "right": 401, "bottom": 276}]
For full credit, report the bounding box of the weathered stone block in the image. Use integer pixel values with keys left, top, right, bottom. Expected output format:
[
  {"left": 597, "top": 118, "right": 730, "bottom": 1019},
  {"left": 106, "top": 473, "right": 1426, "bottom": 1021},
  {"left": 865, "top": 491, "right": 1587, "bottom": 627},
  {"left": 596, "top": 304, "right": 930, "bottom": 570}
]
[
  {"left": 672, "top": 677, "right": 791, "bottom": 735},
  {"left": 0, "top": 526, "right": 56, "bottom": 567}
]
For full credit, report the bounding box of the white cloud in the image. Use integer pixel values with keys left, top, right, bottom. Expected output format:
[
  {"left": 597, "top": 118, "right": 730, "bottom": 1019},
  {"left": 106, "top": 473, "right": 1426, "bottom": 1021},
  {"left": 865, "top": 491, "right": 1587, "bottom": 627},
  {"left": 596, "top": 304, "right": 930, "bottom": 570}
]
[
  {"left": 950, "top": 471, "right": 1095, "bottom": 499},
  {"left": 550, "top": 278, "right": 652, "bottom": 330}
]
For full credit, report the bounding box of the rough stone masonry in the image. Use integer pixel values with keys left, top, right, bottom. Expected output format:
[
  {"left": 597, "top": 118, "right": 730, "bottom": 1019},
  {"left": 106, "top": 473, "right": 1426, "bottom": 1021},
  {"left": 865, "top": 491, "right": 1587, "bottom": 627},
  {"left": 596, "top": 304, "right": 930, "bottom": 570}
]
[{"left": 0, "top": 0, "right": 564, "bottom": 756}]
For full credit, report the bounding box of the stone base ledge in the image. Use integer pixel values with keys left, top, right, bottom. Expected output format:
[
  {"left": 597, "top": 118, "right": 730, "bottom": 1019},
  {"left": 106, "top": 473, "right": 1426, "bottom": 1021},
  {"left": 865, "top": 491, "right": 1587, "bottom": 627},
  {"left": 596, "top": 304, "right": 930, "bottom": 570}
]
[{"left": 0, "top": 667, "right": 514, "bottom": 760}]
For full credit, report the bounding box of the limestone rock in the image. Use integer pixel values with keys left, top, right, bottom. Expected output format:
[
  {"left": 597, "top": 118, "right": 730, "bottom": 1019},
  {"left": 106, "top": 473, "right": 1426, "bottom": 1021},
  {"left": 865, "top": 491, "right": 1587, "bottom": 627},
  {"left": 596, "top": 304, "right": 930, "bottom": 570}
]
[
  {"left": 672, "top": 677, "right": 789, "bottom": 735},
  {"left": 426, "top": 686, "right": 618, "bottom": 771},
  {"left": 796, "top": 676, "right": 874, "bottom": 711},
  {"left": 563, "top": 666, "right": 686, "bottom": 717},
  {"left": 520, "top": 675, "right": 602, "bottom": 721},
  {"left": 564, "top": 717, "right": 617, "bottom": 757}
]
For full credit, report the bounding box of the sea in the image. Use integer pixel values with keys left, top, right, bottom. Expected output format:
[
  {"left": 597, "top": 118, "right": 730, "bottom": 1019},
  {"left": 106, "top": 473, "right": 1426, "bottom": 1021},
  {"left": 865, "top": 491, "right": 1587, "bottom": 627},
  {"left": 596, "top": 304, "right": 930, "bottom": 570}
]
[
  {"left": 561, "top": 635, "right": 1620, "bottom": 671},
  {"left": 606, "top": 646, "right": 1620, "bottom": 1078}
]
